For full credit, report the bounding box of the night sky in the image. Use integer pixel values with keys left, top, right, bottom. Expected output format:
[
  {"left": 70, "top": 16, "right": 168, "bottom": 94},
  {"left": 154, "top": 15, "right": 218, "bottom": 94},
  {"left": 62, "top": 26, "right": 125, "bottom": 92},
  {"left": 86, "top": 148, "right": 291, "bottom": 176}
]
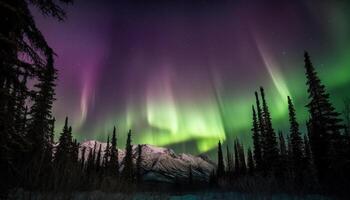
[{"left": 33, "top": 0, "right": 350, "bottom": 155}]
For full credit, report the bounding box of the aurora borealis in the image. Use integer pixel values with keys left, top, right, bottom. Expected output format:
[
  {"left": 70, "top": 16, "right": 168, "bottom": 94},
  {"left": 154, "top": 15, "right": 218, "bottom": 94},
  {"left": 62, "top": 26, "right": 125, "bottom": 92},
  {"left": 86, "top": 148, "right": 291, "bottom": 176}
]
[{"left": 33, "top": 0, "right": 350, "bottom": 154}]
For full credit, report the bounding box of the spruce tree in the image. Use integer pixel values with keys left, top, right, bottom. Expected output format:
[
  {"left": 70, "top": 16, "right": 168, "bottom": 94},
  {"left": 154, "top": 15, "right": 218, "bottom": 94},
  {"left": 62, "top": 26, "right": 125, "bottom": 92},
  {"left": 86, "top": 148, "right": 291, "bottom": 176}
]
[
  {"left": 53, "top": 118, "right": 75, "bottom": 190},
  {"left": 96, "top": 144, "right": 102, "bottom": 172},
  {"left": 260, "top": 87, "right": 279, "bottom": 174},
  {"left": 217, "top": 140, "right": 225, "bottom": 178},
  {"left": 287, "top": 96, "right": 304, "bottom": 183},
  {"left": 92, "top": 141, "right": 97, "bottom": 168},
  {"left": 286, "top": 134, "right": 294, "bottom": 179},
  {"left": 255, "top": 91, "right": 266, "bottom": 172},
  {"left": 247, "top": 147, "right": 255, "bottom": 174},
  {"left": 27, "top": 58, "right": 57, "bottom": 187},
  {"left": 278, "top": 131, "right": 289, "bottom": 183},
  {"left": 278, "top": 131, "right": 288, "bottom": 168},
  {"left": 209, "top": 170, "right": 217, "bottom": 186},
  {"left": 0, "top": 1, "right": 72, "bottom": 191},
  {"left": 304, "top": 135, "right": 312, "bottom": 166},
  {"left": 103, "top": 135, "right": 110, "bottom": 169},
  {"left": 110, "top": 126, "right": 119, "bottom": 177},
  {"left": 252, "top": 105, "right": 263, "bottom": 171},
  {"left": 136, "top": 144, "right": 143, "bottom": 183},
  {"left": 287, "top": 135, "right": 293, "bottom": 158},
  {"left": 278, "top": 131, "right": 287, "bottom": 158},
  {"left": 226, "top": 145, "right": 234, "bottom": 175},
  {"left": 304, "top": 52, "right": 345, "bottom": 183},
  {"left": 86, "top": 148, "right": 94, "bottom": 176},
  {"left": 81, "top": 146, "right": 86, "bottom": 171},
  {"left": 234, "top": 139, "right": 240, "bottom": 175},
  {"left": 238, "top": 140, "right": 247, "bottom": 175},
  {"left": 54, "top": 117, "right": 73, "bottom": 166},
  {"left": 47, "top": 117, "right": 55, "bottom": 159},
  {"left": 303, "top": 134, "right": 319, "bottom": 189},
  {"left": 71, "top": 139, "right": 79, "bottom": 163},
  {"left": 123, "top": 130, "right": 134, "bottom": 182},
  {"left": 13, "top": 74, "right": 29, "bottom": 139},
  {"left": 343, "top": 98, "right": 350, "bottom": 137}
]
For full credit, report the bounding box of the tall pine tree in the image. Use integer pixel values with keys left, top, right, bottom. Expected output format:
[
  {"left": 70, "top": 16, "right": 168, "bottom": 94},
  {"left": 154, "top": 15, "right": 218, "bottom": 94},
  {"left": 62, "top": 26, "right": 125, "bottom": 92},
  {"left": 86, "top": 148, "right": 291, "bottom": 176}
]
[
  {"left": 54, "top": 117, "right": 73, "bottom": 166},
  {"left": 0, "top": 1, "right": 72, "bottom": 191},
  {"left": 238, "top": 140, "right": 247, "bottom": 175},
  {"left": 247, "top": 147, "right": 255, "bottom": 174},
  {"left": 278, "top": 131, "right": 287, "bottom": 158},
  {"left": 304, "top": 52, "right": 345, "bottom": 183},
  {"left": 234, "top": 139, "right": 240, "bottom": 175},
  {"left": 95, "top": 144, "right": 102, "bottom": 172},
  {"left": 278, "top": 131, "right": 289, "bottom": 184},
  {"left": 255, "top": 91, "right": 266, "bottom": 172},
  {"left": 251, "top": 105, "right": 262, "bottom": 171},
  {"left": 136, "top": 144, "right": 143, "bottom": 183},
  {"left": 123, "top": 130, "right": 134, "bottom": 182},
  {"left": 81, "top": 146, "right": 86, "bottom": 171},
  {"left": 103, "top": 135, "right": 110, "bottom": 169},
  {"left": 110, "top": 126, "right": 119, "bottom": 177},
  {"left": 287, "top": 96, "right": 304, "bottom": 183},
  {"left": 226, "top": 145, "right": 234, "bottom": 175},
  {"left": 343, "top": 98, "right": 350, "bottom": 137},
  {"left": 217, "top": 140, "right": 225, "bottom": 178},
  {"left": 260, "top": 87, "right": 279, "bottom": 174},
  {"left": 27, "top": 56, "right": 57, "bottom": 183}
]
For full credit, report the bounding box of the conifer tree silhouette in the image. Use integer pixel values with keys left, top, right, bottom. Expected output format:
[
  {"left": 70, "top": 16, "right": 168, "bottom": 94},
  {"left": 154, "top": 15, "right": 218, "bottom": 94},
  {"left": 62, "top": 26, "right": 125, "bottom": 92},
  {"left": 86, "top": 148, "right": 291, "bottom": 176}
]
[
  {"left": 92, "top": 141, "right": 97, "bottom": 168},
  {"left": 304, "top": 52, "right": 345, "bottom": 183},
  {"left": 81, "top": 146, "right": 87, "bottom": 171},
  {"left": 110, "top": 126, "right": 119, "bottom": 177},
  {"left": 252, "top": 105, "right": 262, "bottom": 171},
  {"left": 303, "top": 135, "right": 312, "bottom": 166},
  {"left": 277, "top": 131, "right": 289, "bottom": 184},
  {"left": 255, "top": 91, "right": 266, "bottom": 172},
  {"left": 103, "top": 135, "right": 111, "bottom": 170},
  {"left": 287, "top": 96, "right": 304, "bottom": 183},
  {"left": 53, "top": 117, "right": 77, "bottom": 190},
  {"left": 260, "top": 87, "right": 279, "bottom": 175},
  {"left": 247, "top": 147, "right": 255, "bottom": 174},
  {"left": 96, "top": 144, "right": 102, "bottom": 172},
  {"left": 86, "top": 147, "right": 94, "bottom": 176},
  {"left": 226, "top": 145, "right": 234, "bottom": 175},
  {"left": 238, "top": 140, "right": 247, "bottom": 175},
  {"left": 217, "top": 140, "right": 225, "bottom": 178},
  {"left": 26, "top": 56, "right": 57, "bottom": 188},
  {"left": 123, "top": 130, "right": 134, "bottom": 182},
  {"left": 234, "top": 139, "right": 240, "bottom": 175},
  {"left": 278, "top": 131, "right": 287, "bottom": 159},
  {"left": 55, "top": 117, "right": 73, "bottom": 166},
  {"left": 136, "top": 144, "right": 143, "bottom": 183},
  {"left": 343, "top": 98, "right": 350, "bottom": 138},
  {"left": 0, "top": 0, "right": 72, "bottom": 192}
]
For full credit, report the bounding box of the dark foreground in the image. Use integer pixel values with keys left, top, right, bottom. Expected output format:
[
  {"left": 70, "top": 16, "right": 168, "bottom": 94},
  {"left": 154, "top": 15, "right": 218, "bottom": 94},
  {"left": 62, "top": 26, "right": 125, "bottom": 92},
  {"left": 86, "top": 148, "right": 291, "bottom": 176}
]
[{"left": 8, "top": 190, "right": 333, "bottom": 200}]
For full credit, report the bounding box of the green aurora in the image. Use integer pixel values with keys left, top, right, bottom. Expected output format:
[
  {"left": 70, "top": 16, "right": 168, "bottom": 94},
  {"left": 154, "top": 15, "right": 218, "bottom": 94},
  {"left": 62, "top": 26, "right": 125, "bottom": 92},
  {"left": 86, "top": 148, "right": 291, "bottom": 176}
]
[{"left": 34, "top": 0, "right": 350, "bottom": 155}]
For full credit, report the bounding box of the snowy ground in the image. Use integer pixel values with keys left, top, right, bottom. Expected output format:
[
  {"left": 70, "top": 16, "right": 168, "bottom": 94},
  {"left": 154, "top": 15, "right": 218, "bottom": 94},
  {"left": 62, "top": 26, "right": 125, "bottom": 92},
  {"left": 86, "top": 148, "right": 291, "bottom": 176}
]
[{"left": 9, "top": 190, "right": 332, "bottom": 200}]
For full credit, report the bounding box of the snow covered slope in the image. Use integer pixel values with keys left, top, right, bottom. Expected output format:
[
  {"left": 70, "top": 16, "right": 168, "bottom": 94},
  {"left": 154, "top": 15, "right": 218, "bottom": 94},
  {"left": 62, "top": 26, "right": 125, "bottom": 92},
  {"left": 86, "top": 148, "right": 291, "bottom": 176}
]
[{"left": 80, "top": 140, "right": 216, "bottom": 183}]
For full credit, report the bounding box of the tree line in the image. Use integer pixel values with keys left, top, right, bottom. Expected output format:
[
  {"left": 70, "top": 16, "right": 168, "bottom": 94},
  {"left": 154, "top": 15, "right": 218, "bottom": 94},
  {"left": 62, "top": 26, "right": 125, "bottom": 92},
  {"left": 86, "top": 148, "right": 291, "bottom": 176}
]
[
  {"left": 0, "top": 0, "right": 143, "bottom": 195},
  {"left": 215, "top": 52, "right": 350, "bottom": 194},
  {"left": 0, "top": 0, "right": 191, "bottom": 195},
  {"left": 49, "top": 119, "right": 143, "bottom": 192},
  {"left": 0, "top": 0, "right": 72, "bottom": 196}
]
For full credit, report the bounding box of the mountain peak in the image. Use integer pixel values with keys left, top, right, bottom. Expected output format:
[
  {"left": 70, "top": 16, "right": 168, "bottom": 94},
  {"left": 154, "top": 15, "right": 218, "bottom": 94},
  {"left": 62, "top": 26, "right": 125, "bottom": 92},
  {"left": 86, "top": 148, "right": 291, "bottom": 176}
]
[{"left": 79, "top": 140, "right": 215, "bottom": 183}]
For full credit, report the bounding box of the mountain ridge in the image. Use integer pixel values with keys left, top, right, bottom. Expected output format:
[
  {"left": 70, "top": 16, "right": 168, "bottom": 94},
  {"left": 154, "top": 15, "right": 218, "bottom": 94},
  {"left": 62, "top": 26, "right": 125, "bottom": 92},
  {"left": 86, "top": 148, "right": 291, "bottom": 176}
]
[{"left": 79, "top": 140, "right": 216, "bottom": 183}]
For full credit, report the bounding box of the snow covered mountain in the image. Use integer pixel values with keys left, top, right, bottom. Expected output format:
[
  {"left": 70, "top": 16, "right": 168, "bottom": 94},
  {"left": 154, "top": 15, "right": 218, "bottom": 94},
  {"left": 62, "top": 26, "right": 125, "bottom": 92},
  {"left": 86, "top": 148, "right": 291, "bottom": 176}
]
[{"left": 80, "top": 140, "right": 216, "bottom": 183}]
